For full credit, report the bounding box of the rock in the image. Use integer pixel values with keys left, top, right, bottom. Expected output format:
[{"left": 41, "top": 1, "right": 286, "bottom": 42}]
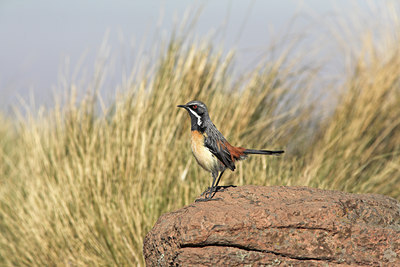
[{"left": 143, "top": 186, "right": 400, "bottom": 266}]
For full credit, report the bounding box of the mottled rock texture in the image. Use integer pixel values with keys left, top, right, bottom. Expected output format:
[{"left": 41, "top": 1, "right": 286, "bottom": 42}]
[{"left": 143, "top": 186, "right": 400, "bottom": 266}]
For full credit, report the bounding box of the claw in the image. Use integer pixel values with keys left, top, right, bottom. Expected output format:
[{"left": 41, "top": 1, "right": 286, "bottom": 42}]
[
  {"left": 214, "top": 185, "right": 236, "bottom": 192},
  {"left": 198, "top": 185, "right": 236, "bottom": 201},
  {"left": 200, "top": 187, "right": 212, "bottom": 196},
  {"left": 196, "top": 186, "right": 218, "bottom": 201}
]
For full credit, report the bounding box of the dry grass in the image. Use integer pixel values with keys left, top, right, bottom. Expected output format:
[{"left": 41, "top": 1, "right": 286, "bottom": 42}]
[{"left": 1, "top": 10, "right": 400, "bottom": 266}]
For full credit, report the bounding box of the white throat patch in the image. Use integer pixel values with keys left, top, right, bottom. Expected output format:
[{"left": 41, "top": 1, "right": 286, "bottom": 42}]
[{"left": 188, "top": 108, "right": 202, "bottom": 126}]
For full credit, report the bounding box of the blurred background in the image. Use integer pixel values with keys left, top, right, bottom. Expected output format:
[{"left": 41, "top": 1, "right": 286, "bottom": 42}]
[{"left": 0, "top": 0, "right": 375, "bottom": 112}]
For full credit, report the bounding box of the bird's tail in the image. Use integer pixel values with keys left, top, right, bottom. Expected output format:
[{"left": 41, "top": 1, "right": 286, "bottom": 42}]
[{"left": 243, "top": 149, "right": 284, "bottom": 155}]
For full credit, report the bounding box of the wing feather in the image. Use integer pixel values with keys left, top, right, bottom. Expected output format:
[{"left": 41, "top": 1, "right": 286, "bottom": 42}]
[{"left": 204, "top": 136, "right": 236, "bottom": 171}]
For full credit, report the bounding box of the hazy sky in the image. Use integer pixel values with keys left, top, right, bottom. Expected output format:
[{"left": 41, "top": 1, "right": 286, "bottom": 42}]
[{"left": 0, "top": 0, "right": 382, "bottom": 111}]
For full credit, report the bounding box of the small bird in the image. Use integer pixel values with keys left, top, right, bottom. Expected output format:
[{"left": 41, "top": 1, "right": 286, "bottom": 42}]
[{"left": 178, "top": 100, "right": 284, "bottom": 201}]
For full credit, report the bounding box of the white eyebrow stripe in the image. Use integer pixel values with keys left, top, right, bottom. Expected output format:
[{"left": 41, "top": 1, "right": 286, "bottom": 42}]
[{"left": 188, "top": 108, "right": 202, "bottom": 126}]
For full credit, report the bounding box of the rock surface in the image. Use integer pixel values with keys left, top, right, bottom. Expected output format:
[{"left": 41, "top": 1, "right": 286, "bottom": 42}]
[{"left": 143, "top": 186, "right": 400, "bottom": 266}]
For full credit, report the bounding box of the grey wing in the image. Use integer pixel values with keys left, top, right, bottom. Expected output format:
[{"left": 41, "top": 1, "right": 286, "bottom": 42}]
[{"left": 204, "top": 134, "right": 236, "bottom": 171}]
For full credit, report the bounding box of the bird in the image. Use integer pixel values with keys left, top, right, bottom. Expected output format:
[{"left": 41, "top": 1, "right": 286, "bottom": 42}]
[{"left": 178, "top": 100, "right": 284, "bottom": 201}]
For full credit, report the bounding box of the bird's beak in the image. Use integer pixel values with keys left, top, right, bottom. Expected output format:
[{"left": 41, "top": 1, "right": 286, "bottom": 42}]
[{"left": 177, "top": 104, "right": 187, "bottom": 109}]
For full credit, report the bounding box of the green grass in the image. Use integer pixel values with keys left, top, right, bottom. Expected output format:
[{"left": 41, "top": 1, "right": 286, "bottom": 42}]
[{"left": 1, "top": 14, "right": 400, "bottom": 266}]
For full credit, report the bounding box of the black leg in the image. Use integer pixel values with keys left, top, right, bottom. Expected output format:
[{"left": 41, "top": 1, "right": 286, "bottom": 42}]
[
  {"left": 205, "top": 172, "right": 218, "bottom": 199},
  {"left": 205, "top": 170, "right": 225, "bottom": 200},
  {"left": 211, "top": 172, "right": 218, "bottom": 189},
  {"left": 214, "top": 170, "right": 225, "bottom": 189}
]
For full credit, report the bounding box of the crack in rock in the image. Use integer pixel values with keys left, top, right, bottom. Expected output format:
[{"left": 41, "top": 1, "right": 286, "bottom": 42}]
[{"left": 180, "top": 242, "right": 336, "bottom": 262}]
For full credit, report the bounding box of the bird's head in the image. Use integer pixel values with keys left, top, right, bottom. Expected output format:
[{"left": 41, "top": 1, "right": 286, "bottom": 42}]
[{"left": 177, "top": 100, "right": 209, "bottom": 130}]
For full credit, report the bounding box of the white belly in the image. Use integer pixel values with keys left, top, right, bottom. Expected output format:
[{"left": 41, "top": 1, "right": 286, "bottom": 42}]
[{"left": 191, "top": 131, "right": 218, "bottom": 173}]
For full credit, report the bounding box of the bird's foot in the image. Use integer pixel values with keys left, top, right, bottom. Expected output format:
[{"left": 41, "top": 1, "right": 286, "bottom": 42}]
[
  {"left": 199, "top": 185, "right": 236, "bottom": 198},
  {"left": 200, "top": 187, "right": 213, "bottom": 196},
  {"left": 214, "top": 185, "right": 236, "bottom": 192},
  {"left": 196, "top": 185, "right": 236, "bottom": 202},
  {"left": 197, "top": 186, "right": 218, "bottom": 201}
]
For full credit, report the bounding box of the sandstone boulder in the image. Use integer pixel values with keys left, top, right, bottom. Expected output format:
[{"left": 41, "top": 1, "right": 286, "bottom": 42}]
[{"left": 143, "top": 186, "right": 400, "bottom": 266}]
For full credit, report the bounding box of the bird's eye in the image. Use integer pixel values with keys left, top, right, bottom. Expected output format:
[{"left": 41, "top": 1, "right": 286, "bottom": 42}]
[{"left": 192, "top": 105, "right": 198, "bottom": 109}]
